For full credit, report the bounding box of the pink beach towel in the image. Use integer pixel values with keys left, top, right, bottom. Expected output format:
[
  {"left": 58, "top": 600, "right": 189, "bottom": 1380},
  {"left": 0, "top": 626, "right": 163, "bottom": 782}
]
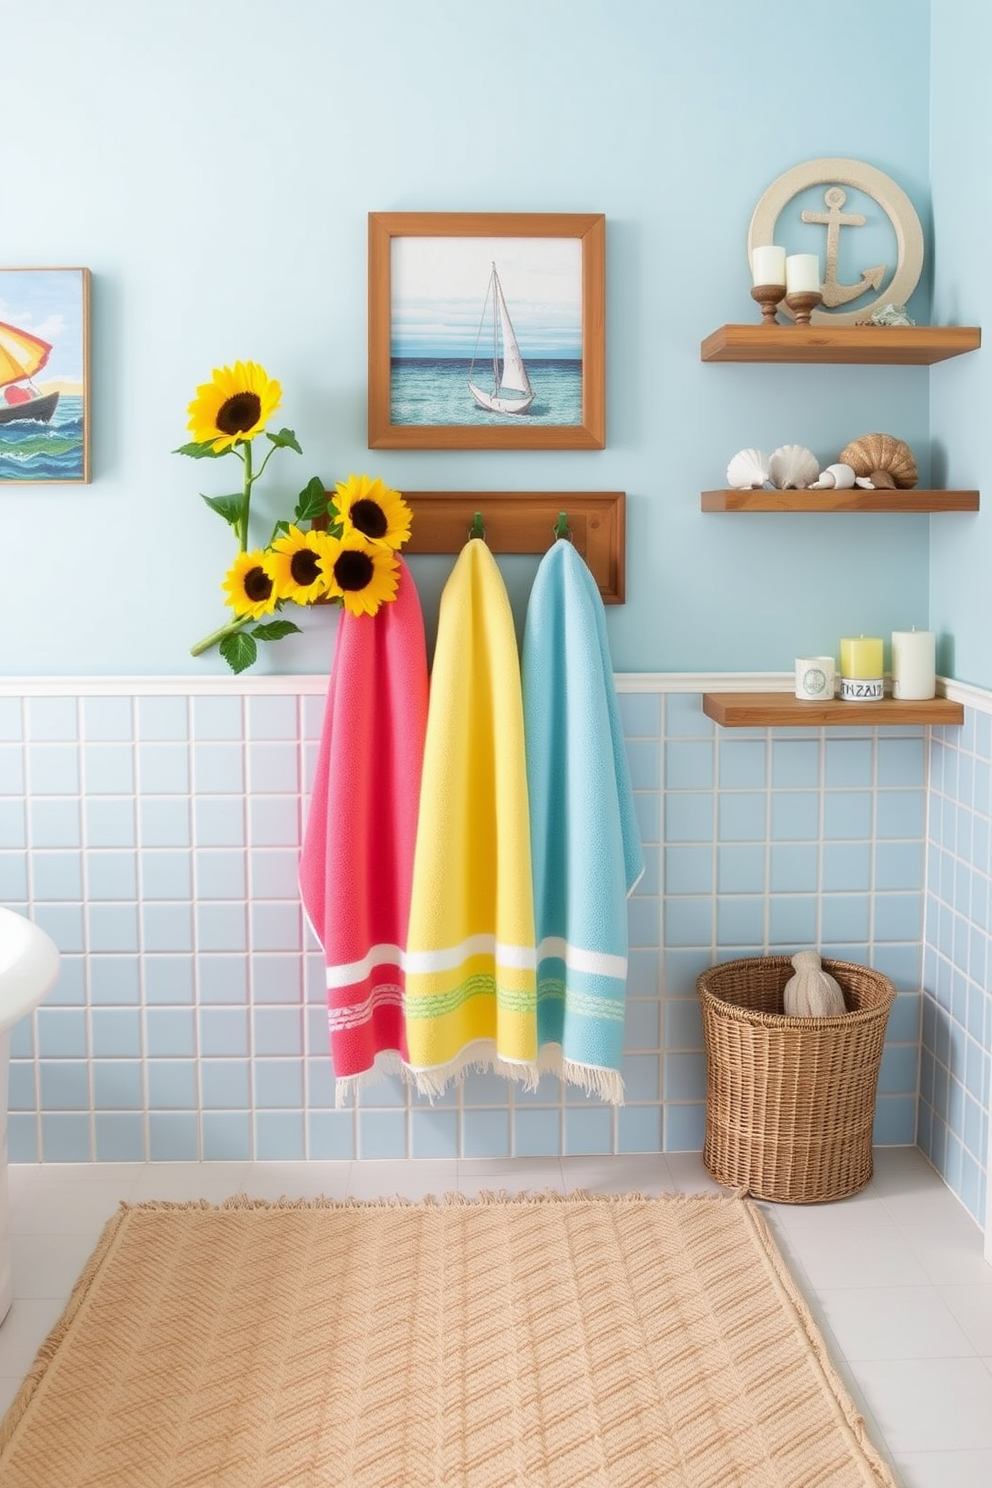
[{"left": 299, "top": 558, "right": 429, "bottom": 1101}]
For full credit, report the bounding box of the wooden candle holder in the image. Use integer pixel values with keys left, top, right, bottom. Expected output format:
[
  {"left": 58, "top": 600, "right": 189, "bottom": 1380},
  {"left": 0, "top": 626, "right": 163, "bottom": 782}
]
[
  {"left": 784, "top": 289, "right": 823, "bottom": 326},
  {"left": 750, "top": 283, "right": 786, "bottom": 325}
]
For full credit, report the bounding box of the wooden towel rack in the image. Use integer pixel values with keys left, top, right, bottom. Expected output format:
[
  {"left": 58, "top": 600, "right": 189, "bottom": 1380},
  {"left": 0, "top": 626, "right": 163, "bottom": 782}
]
[{"left": 400, "top": 491, "right": 626, "bottom": 604}]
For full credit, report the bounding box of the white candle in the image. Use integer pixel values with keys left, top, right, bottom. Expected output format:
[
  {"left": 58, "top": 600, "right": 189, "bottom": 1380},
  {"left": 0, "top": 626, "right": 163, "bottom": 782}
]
[
  {"left": 892, "top": 629, "right": 936, "bottom": 700},
  {"left": 751, "top": 245, "right": 786, "bottom": 287},
  {"left": 785, "top": 253, "right": 821, "bottom": 293}
]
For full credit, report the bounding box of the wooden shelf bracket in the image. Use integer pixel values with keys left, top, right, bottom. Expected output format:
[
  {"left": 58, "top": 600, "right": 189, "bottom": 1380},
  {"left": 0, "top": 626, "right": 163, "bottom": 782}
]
[{"left": 400, "top": 490, "right": 626, "bottom": 603}]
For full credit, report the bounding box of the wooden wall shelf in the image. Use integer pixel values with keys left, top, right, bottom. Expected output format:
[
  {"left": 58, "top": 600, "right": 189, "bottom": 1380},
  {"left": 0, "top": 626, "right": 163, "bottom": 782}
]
[
  {"left": 702, "top": 692, "right": 964, "bottom": 729},
  {"left": 700, "top": 324, "right": 982, "bottom": 365},
  {"left": 400, "top": 490, "right": 626, "bottom": 603},
  {"left": 701, "top": 489, "right": 980, "bottom": 513}
]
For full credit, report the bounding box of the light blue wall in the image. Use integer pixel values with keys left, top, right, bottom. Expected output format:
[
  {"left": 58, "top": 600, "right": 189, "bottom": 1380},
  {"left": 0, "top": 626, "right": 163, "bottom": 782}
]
[
  {"left": 2, "top": 0, "right": 934, "bottom": 677},
  {"left": 930, "top": 0, "right": 992, "bottom": 690}
]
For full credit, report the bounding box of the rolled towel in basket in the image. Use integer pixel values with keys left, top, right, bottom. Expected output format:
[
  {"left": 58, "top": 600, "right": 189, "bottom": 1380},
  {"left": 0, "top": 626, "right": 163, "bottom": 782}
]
[{"left": 783, "top": 951, "right": 847, "bottom": 1017}]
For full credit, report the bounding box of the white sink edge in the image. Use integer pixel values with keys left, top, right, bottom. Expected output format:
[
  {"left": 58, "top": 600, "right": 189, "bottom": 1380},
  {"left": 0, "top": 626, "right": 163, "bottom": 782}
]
[{"left": 0, "top": 907, "right": 61, "bottom": 1034}]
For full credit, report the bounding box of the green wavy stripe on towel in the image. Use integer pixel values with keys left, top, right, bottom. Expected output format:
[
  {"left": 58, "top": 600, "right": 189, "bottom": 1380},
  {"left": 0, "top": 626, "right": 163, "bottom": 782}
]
[
  {"left": 536, "top": 978, "right": 626, "bottom": 1023},
  {"left": 405, "top": 973, "right": 536, "bottom": 1022}
]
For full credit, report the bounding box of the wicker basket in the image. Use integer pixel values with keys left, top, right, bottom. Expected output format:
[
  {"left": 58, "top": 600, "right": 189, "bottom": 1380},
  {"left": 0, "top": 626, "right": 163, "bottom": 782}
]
[{"left": 696, "top": 956, "right": 895, "bottom": 1204}]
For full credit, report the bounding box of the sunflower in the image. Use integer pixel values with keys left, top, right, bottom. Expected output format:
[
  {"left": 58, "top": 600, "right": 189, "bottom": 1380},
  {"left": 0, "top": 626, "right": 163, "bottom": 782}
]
[
  {"left": 322, "top": 533, "right": 400, "bottom": 617},
  {"left": 268, "top": 525, "right": 335, "bottom": 605},
  {"left": 333, "top": 474, "right": 411, "bottom": 550},
  {"left": 221, "top": 549, "right": 279, "bottom": 620},
  {"left": 187, "top": 361, "right": 282, "bottom": 453}
]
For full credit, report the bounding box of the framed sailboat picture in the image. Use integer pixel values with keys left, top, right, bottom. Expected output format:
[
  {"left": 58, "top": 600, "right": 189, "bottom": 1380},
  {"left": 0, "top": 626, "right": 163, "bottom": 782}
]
[
  {"left": 368, "top": 213, "right": 605, "bottom": 450},
  {"left": 0, "top": 267, "right": 91, "bottom": 484}
]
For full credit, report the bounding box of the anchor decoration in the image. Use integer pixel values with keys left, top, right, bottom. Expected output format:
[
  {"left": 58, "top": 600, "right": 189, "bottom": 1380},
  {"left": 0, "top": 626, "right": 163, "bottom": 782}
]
[
  {"left": 801, "top": 187, "right": 886, "bottom": 309},
  {"left": 747, "top": 157, "right": 924, "bottom": 326}
]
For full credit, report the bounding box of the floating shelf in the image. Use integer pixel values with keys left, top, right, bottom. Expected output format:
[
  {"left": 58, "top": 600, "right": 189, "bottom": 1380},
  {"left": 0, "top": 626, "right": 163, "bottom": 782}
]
[
  {"left": 700, "top": 324, "right": 982, "bottom": 365},
  {"left": 701, "top": 489, "right": 980, "bottom": 513},
  {"left": 702, "top": 692, "right": 964, "bottom": 729}
]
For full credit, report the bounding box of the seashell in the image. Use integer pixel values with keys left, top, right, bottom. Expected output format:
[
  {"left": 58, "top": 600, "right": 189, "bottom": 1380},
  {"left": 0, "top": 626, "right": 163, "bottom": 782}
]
[
  {"left": 809, "top": 462, "right": 857, "bottom": 490},
  {"left": 839, "top": 432, "right": 918, "bottom": 490},
  {"left": 726, "top": 448, "right": 770, "bottom": 489},
  {"left": 768, "top": 443, "right": 819, "bottom": 490}
]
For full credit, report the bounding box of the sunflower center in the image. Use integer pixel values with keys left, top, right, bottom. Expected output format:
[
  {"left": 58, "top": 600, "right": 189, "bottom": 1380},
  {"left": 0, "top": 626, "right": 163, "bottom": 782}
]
[
  {"left": 243, "top": 566, "right": 273, "bottom": 602},
  {"left": 349, "top": 498, "right": 388, "bottom": 540},
  {"left": 334, "top": 550, "right": 374, "bottom": 592},
  {"left": 216, "top": 391, "right": 262, "bottom": 436},
  {"left": 290, "top": 549, "right": 321, "bottom": 586}
]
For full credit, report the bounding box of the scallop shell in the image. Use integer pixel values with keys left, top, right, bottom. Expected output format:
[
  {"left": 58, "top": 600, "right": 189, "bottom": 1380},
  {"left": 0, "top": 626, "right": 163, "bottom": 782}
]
[
  {"left": 768, "top": 443, "right": 819, "bottom": 490},
  {"left": 809, "top": 462, "right": 857, "bottom": 490},
  {"left": 726, "top": 448, "right": 770, "bottom": 489},
  {"left": 839, "top": 433, "right": 918, "bottom": 490}
]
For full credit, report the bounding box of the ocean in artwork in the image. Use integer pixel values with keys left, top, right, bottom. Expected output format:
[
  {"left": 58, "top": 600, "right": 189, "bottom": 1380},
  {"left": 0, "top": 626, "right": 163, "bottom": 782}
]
[
  {"left": 0, "top": 396, "right": 86, "bottom": 482},
  {"left": 391, "top": 358, "right": 582, "bottom": 426}
]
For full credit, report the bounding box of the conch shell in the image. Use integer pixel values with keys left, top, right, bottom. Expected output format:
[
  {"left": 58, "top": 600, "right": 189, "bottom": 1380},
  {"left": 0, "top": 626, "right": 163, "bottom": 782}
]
[
  {"left": 809, "top": 462, "right": 857, "bottom": 490},
  {"left": 768, "top": 443, "right": 819, "bottom": 490},
  {"left": 726, "top": 448, "right": 770, "bottom": 489},
  {"left": 839, "top": 432, "right": 918, "bottom": 490}
]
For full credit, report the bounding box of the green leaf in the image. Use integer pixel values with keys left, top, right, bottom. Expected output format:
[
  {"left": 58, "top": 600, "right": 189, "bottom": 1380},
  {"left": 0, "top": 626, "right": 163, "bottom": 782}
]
[
  {"left": 266, "top": 427, "right": 303, "bottom": 454},
  {"left": 251, "top": 620, "right": 303, "bottom": 641},
  {"left": 200, "top": 492, "right": 245, "bottom": 526},
  {"left": 294, "top": 476, "right": 330, "bottom": 524},
  {"left": 220, "top": 632, "right": 258, "bottom": 674},
  {"left": 174, "top": 440, "right": 227, "bottom": 459}
]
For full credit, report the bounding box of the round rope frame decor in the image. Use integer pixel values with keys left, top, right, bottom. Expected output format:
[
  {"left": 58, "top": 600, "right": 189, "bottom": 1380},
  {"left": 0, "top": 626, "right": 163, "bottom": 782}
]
[{"left": 748, "top": 156, "right": 925, "bottom": 327}]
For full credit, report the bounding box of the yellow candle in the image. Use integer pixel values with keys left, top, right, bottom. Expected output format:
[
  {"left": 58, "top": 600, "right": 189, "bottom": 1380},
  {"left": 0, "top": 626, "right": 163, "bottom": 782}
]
[{"left": 840, "top": 636, "right": 883, "bottom": 679}]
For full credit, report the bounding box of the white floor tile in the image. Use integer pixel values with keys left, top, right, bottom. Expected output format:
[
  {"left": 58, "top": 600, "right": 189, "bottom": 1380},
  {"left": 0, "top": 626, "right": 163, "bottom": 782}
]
[
  {"left": 238, "top": 1161, "right": 352, "bottom": 1202},
  {"left": 129, "top": 1161, "right": 249, "bottom": 1203},
  {"left": 786, "top": 1222, "right": 933, "bottom": 1290},
  {"left": 817, "top": 1285, "right": 976, "bottom": 1362},
  {"left": 854, "top": 1357, "right": 992, "bottom": 1454},
  {"left": 8, "top": 1231, "right": 104, "bottom": 1302},
  {"left": 457, "top": 1157, "right": 564, "bottom": 1197},
  {"left": 346, "top": 1159, "right": 459, "bottom": 1201},
  {"left": 560, "top": 1153, "right": 675, "bottom": 1195},
  {"left": 0, "top": 1296, "right": 67, "bottom": 1378},
  {"left": 663, "top": 1151, "right": 726, "bottom": 1194},
  {"left": 898, "top": 1449, "right": 992, "bottom": 1488},
  {"left": 938, "top": 1287, "right": 992, "bottom": 1355}
]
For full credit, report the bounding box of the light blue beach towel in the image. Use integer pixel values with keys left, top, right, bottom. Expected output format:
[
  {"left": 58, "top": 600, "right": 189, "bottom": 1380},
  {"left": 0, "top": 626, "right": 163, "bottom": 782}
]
[{"left": 521, "top": 539, "right": 644, "bottom": 1103}]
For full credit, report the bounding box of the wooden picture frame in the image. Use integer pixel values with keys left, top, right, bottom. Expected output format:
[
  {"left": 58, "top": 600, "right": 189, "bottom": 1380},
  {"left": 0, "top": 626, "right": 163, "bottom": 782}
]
[
  {"left": 0, "top": 267, "right": 91, "bottom": 483},
  {"left": 368, "top": 212, "right": 605, "bottom": 450}
]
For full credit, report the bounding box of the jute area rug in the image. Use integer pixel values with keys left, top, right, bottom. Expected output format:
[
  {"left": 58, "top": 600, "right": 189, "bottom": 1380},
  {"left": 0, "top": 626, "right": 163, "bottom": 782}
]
[{"left": 0, "top": 1192, "right": 896, "bottom": 1488}]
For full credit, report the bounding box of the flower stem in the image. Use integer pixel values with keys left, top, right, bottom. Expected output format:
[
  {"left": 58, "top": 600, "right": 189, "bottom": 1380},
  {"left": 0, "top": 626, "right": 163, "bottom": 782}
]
[
  {"left": 190, "top": 614, "right": 251, "bottom": 657},
  {"left": 239, "top": 441, "right": 253, "bottom": 551}
]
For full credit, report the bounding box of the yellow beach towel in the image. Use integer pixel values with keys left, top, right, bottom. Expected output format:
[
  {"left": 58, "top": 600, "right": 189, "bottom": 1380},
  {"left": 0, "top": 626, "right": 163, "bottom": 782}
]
[{"left": 404, "top": 538, "right": 537, "bottom": 1097}]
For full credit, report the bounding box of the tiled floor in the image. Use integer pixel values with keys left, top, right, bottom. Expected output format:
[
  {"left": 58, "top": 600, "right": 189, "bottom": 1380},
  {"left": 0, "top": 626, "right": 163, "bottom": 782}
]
[{"left": 0, "top": 1147, "right": 990, "bottom": 1487}]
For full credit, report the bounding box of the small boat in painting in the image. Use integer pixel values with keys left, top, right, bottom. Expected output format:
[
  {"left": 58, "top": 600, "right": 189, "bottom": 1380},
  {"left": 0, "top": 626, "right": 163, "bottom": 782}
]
[
  {"left": 0, "top": 320, "right": 60, "bottom": 425},
  {"left": 467, "top": 263, "right": 536, "bottom": 416}
]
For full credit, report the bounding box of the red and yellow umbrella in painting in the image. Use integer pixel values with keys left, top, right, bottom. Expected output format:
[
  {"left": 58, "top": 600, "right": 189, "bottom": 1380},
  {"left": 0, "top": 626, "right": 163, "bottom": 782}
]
[{"left": 0, "top": 320, "right": 59, "bottom": 426}]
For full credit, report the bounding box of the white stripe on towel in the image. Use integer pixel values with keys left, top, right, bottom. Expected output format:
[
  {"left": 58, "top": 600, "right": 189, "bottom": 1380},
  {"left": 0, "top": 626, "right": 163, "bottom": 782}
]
[
  {"left": 325, "top": 943, "right": 406, "bottom": 990},
  {"left": 536, "top": 936, "right": 628, "bottom": 981}
]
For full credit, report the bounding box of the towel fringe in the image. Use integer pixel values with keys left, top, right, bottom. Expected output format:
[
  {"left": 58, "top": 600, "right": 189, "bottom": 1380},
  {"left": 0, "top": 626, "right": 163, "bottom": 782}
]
[
  {"left": 407, "top": 1045, "right": 543, "bottom": 1103},
  {"left": 536, "top": 1047, "right": 626, "bottom": 1105},
  {"left": 333, "top": 1052, "right": 412, "bottom": 1109}
]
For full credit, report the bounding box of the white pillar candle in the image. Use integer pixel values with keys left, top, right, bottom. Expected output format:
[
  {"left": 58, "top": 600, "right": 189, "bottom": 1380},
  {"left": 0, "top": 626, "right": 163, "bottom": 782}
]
[
  {"left": 891, "top": 629, "right": 936, "bottom": 700},
  {"left": 785, "top": 253, "right": 821, "bottom": 293},
  {"left": 751, "top": 245, "right": 786, "bottom": 287}
]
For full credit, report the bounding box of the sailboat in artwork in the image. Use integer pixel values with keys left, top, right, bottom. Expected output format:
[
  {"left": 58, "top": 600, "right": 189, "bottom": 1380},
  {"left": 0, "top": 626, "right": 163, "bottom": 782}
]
[
  {"left": 467, "top": 263, "right": 536, "bottom": 416},
  {"left": 0, "top": 320, "right": 60, "bottom": 426}
]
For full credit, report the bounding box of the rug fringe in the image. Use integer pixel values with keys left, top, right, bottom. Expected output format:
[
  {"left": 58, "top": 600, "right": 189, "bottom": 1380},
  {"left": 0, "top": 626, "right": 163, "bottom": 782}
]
[
  {"left": 0, "top": 1202, "right": 130, "bottom": 1455},
  {"left": 741, "top": 1202, "right": 900, "bottom": 1488}
]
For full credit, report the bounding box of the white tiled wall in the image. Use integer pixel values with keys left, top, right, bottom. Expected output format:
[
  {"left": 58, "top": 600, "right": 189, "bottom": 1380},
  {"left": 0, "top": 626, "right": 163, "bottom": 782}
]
[{"left": 1, "top": 678, "right": 949, "bottom": 1173}]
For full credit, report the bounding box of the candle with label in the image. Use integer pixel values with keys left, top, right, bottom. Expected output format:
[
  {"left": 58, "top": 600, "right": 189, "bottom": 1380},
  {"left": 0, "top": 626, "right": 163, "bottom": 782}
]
[
  {"left": 839, "top": 635, "right": 884, "bottom": 701},
  {"left": 891, "top": 629, "right": 935, "bottom": 700}
]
